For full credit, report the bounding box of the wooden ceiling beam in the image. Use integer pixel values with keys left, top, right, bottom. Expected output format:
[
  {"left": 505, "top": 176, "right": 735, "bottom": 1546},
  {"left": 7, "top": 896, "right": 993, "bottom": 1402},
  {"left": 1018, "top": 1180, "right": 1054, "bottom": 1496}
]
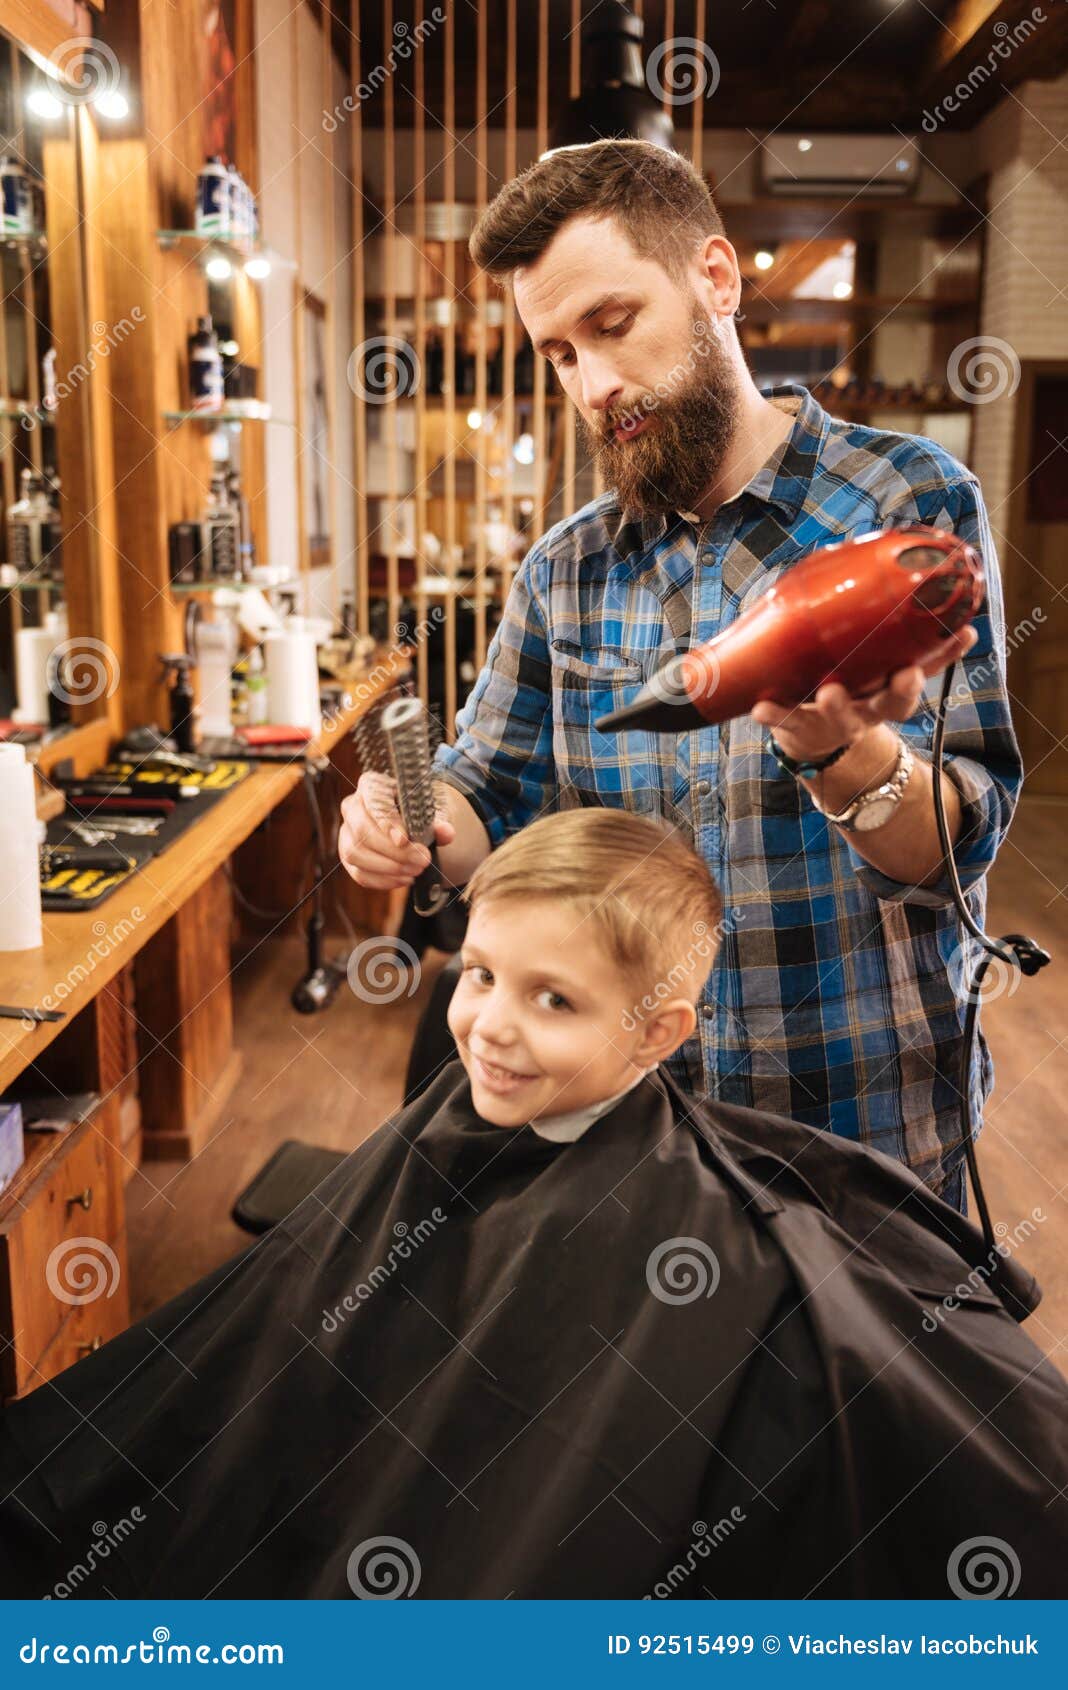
[{"left": 912, "top": 0, "right": 1068, "bottom": 122}]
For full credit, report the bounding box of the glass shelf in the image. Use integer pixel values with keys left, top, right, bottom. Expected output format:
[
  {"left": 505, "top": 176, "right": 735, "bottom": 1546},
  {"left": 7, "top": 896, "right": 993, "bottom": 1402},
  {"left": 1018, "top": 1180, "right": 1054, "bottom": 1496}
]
[
  {"left": 170, "top": 571, "right": 300, "bottom": 595},
  {"left": 0, "top": 564, "right": 63, "bottom": 590},
  {"left": 163, "top": 402, "right": 288, "bottom": 428},
  {"left": 156, "top": 229, "right": 294, "bottom": 270},
  {"left": 1, "top": 228, "right": 47, "bottom": 248}
]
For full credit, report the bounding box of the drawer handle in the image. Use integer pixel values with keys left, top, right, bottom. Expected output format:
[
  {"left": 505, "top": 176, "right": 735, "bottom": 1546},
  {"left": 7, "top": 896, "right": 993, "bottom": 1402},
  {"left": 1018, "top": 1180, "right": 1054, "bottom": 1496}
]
[
  {"left": 77, "top": 1336, "right": 103, "bottom": 1356},
  {"left": 66, "top": 1187, "right": 93, "bottom": 1214}
]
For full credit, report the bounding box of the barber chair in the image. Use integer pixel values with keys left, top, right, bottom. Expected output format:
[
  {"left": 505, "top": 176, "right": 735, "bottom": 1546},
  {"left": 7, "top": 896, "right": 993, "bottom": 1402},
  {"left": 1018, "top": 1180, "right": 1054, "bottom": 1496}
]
[{"left": 232, "top": 953, "right": 464, "bottom": 1235}]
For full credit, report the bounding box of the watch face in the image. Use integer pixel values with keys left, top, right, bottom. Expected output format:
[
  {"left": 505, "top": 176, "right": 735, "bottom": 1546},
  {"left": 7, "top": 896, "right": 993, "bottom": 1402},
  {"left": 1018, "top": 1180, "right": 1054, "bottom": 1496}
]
[{"left": 853, "top": 795, "right": 898, "bottom": 832}]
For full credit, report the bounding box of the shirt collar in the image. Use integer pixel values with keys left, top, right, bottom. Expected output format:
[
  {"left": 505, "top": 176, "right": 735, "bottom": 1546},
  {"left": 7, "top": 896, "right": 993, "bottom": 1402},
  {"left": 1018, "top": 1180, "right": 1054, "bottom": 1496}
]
[
  {"left": 636, "top": 382, "right": 830, "bottom": 552},
  {"left": 528, "top": 1064, "right": 656, "bottom": 1144}
]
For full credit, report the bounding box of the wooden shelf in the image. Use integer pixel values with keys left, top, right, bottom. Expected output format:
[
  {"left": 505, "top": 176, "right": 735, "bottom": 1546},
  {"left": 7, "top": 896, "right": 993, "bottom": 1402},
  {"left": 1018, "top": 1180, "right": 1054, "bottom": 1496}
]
[
  {"left": 740, "top": 293, "right": 978, "bottom": 325},
  {"left": 820, "top": 398, "right": 969, "bottom": 418}
]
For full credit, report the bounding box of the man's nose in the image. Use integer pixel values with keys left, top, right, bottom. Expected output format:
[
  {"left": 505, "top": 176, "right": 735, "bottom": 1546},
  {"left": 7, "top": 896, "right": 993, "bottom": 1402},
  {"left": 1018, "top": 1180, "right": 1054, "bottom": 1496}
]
[{"left": 579, "top": 352, "right": 624, "bottom": 415}]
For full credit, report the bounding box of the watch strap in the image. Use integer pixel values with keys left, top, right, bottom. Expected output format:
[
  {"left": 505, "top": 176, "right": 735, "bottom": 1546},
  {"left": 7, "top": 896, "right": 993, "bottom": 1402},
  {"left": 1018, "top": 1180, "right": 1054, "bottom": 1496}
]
[{"left": 768, "top": 733, "right": 850, "bottom": 780}]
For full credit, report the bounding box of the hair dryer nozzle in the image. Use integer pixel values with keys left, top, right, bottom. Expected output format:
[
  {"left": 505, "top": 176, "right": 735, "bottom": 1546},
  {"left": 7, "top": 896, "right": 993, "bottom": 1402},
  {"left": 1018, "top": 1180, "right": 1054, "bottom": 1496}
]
[
  {"left": 596, "top": 653, "right": 707, "bottom": 733},
  {"left": 597, "top": 526, "right": 984, "bottom": 738}
]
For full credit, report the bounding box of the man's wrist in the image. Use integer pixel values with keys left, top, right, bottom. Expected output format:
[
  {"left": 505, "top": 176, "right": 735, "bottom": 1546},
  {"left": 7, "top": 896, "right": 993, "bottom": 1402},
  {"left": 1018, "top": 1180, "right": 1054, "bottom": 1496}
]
[{"left": 799, "top": 723, "right": 901, "bottom": 807}]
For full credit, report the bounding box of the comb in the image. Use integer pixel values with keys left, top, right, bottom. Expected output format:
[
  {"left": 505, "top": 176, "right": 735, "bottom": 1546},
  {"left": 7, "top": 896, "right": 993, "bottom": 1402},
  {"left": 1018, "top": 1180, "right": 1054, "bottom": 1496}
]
[{"left": 354, "top": 691, "right": 450, "bottom": 919}]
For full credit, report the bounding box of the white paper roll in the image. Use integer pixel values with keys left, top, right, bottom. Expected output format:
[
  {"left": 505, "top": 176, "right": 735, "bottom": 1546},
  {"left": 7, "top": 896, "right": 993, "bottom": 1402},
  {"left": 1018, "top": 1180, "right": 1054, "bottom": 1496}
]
[
  {"left": 195, "top": 618, "right": 237, "bottom": 738},
  {"left": 265, "top": 630, "right": 321, "bottom": 734},
  {"left": 13, "top": 608, "right": 67, "bottom": 724},
  {"left": 0, "top": 743, "right": 43, "bottom": 952}
]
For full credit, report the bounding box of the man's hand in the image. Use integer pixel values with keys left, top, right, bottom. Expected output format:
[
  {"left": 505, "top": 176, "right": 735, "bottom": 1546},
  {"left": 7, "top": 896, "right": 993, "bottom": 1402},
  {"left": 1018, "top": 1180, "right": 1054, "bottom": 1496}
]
[
  {"left": 339, "top": 770, "right": 456, "bottom": 891},
  {"left": 751, "top": 627, "right": 978, "bottom": 761}
]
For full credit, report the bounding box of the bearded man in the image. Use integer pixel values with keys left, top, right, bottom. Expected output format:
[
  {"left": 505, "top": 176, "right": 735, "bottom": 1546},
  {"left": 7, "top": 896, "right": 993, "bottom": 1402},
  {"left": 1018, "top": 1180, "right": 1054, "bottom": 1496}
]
[{"left": 339, "top": 139, "right": 1021, "bottom": 1212}]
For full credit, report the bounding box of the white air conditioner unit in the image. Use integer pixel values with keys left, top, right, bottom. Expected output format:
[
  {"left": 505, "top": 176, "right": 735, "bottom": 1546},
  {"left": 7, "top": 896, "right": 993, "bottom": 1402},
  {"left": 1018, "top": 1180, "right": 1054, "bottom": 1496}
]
[{"left": 761, "top": 134, "right": 920, "bottom": 197}]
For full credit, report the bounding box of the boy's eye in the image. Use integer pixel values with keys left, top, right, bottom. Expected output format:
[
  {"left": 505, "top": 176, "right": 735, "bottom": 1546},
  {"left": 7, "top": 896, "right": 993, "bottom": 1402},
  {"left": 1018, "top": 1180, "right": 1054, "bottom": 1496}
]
[
  {"left": 536, "top": 988, "right": 571, "bottom": 1012},
  {"left": 463, "top": 962, "right": 492, "bottom": 985}
]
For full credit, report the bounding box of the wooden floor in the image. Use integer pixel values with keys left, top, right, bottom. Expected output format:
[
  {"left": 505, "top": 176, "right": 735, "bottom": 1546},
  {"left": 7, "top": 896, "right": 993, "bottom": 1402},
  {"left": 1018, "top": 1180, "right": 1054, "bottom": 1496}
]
[{"left": 127, "top": 796, "right": 1068, "bottom": 1365}]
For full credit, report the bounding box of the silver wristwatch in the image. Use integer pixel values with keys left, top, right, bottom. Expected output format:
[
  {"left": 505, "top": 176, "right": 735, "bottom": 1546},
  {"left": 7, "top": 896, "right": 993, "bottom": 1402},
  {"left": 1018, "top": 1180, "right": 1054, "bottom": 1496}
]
[{"left": 812, "top": 737, "right": 915, "bottom": 833}]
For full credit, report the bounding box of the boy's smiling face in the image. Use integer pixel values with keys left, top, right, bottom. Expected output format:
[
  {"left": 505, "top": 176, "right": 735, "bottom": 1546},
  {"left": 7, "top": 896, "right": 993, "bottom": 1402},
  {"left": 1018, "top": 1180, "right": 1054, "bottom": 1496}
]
[{"left": 446, "top": 897, "right": 698, "bottom": 1128}]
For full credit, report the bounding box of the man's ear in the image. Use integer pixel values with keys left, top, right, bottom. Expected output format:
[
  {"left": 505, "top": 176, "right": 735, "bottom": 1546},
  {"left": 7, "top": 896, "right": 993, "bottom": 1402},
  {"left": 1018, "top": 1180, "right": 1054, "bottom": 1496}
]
[{"left": 633, "top": 998, "right": 698, "bottom": 1067}]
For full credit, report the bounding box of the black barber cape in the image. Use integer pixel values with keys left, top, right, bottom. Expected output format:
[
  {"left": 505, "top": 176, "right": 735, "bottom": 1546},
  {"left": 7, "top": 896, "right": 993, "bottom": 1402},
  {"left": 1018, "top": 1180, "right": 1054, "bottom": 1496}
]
[{"left": 2, "top": 1059, "right": 1067, "bottom": 1600}]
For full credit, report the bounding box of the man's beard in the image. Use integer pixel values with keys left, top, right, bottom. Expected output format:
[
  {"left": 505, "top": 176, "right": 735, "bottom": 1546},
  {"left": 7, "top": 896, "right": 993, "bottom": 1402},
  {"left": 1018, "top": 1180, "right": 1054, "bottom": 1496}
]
[{"left": 577, "top": 320, "right": 741, "bottom": 518}]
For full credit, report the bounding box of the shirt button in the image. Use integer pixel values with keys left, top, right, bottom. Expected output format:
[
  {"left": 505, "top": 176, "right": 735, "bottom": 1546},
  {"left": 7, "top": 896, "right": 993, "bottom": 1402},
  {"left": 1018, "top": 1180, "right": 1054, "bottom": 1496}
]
[
  {"left": 701, "top": 1003, "right": 715, "bottom": 1020},
  {"left": 695, "top": 778, "right": 711, "bottom": 796}
]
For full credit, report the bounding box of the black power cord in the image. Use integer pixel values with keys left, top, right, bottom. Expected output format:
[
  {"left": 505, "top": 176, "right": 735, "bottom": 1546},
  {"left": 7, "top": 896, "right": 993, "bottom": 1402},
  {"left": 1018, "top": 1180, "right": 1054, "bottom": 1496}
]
[
  {"left": 291, "top": 763, "right": 353, "bottom": 1014},
  {"left": 929, "top": 664, "right": 1050, "bottom": 1257}
]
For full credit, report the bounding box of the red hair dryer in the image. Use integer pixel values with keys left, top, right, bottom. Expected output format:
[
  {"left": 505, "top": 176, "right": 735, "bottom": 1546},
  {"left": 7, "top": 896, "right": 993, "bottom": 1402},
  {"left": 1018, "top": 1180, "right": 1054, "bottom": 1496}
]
[{"left": 596, "top": 526, "right": 985, "bottom": 734}]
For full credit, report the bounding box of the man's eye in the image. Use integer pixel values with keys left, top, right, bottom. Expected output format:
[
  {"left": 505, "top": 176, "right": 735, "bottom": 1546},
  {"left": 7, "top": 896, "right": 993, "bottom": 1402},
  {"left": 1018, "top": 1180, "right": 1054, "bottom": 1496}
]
[
  {"left": 601, "top": 318, "right": 630, "bottom": 337},
  {"left": 553, "top": 349, "right": 576, "bottom": 369}
]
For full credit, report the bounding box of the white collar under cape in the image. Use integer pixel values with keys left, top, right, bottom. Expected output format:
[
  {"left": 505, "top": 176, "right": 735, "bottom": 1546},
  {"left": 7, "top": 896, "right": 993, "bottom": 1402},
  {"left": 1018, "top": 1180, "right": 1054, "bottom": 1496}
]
[{"left": 527, "top": 1064, "right": 657, "bottom": 1144}]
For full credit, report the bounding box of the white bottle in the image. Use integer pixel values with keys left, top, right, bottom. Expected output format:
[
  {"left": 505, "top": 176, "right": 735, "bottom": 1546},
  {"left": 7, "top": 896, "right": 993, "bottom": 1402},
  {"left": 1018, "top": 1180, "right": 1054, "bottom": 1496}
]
[
  {"left": 246, "top": 643, "right": 268, "bottom": 725},
  {"left": 0, "top": 155, "right": 22, "bottom": 237},
  {"left": 0, "top": 744, "right": 43, "bottom": 951},
  {"left": 226, "top": 164, "right": 244, "bottom": 245},
  {"left": 195, "top": 155, "right": 230, "bottom": 239}
]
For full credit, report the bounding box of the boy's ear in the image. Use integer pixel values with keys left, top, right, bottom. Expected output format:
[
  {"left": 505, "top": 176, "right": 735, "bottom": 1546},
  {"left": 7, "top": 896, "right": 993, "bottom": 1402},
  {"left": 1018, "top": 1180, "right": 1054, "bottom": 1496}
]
[{"left": 633, "top": 999, "right": 698, "bottom": 1067}]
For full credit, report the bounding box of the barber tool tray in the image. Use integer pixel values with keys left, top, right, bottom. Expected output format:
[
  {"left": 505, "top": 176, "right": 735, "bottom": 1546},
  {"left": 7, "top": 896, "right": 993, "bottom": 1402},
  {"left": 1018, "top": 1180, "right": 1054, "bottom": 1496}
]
[{"left": 40, "top": 757, "right": 252, "bottom": 911}]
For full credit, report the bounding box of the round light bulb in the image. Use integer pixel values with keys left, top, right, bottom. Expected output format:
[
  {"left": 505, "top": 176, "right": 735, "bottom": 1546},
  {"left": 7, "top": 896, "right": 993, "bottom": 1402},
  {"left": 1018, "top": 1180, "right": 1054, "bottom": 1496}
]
[
  {"left": 27, "top": 88, "right": 65, "bottom": 120},
  {"left": 93, "top": 90, "right": 129, "bottom": 121}
]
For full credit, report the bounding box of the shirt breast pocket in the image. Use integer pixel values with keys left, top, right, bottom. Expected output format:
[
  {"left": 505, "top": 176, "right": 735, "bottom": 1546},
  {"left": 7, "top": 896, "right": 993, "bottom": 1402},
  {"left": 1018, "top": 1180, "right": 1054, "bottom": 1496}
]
[{"left": 548, "top": 641, "right": 661, "bottom": 811}]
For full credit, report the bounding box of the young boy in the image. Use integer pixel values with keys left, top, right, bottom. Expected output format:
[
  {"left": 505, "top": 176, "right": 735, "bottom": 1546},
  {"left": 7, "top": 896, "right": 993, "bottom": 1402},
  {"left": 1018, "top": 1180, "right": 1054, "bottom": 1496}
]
[{"left": 1, "top": 809, "right": 1066, "bottom": 1600}]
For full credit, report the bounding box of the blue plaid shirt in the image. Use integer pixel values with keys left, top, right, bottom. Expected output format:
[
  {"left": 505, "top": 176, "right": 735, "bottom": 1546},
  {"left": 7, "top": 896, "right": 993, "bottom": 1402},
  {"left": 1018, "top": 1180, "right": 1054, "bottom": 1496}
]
[{"left": 432, "top": 383, "right": 1022, "bottom": 1200}]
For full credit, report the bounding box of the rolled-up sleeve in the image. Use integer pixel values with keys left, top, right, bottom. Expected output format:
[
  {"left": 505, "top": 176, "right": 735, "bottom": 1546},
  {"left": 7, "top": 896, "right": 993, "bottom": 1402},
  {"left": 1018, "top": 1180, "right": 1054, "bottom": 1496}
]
[
  {"left": 431, "top": 545, "right": 557, "bottom": 849},
  {"left": 847, "top": 473, "right": 1023, "bottom": 909}
]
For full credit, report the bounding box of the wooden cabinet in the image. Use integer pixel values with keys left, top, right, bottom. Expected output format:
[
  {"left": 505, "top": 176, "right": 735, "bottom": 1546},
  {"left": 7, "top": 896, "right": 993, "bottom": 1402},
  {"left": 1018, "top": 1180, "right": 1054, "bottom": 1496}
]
[{"left": 0, "top": 1103, "right": 129, "bottom": 1401}]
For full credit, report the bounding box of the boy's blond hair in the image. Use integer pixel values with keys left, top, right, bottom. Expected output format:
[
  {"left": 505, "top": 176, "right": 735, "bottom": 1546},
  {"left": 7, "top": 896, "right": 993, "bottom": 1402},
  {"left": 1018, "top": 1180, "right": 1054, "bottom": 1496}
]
[{"left": 461, "top": 808, "right": 723, "bottom": 1011}]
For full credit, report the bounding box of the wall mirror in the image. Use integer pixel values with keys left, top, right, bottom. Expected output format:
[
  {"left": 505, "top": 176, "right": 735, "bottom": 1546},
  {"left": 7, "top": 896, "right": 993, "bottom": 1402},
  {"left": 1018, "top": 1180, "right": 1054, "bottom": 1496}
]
[{"left": 0, "top": 27, "right": 111, "bottom": 754}]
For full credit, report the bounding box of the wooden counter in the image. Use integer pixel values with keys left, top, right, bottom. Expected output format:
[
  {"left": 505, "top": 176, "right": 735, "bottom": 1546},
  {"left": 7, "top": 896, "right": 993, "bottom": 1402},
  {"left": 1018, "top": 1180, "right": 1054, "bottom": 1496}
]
[{"left": 0, "top": 654, "right": 409, "bottom": 1115}]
